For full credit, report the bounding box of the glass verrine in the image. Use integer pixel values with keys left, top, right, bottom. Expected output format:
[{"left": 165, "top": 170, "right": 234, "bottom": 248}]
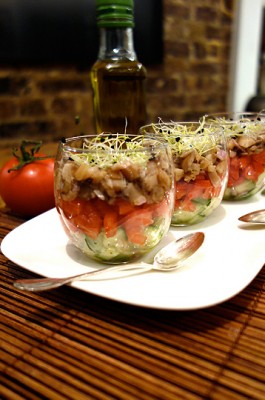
[
  {"left": 203, "top": 112, "right": 265, "bottom": 200},
  {"left": 54, "top": 133, "right": 174, "bottom": 264},
  {"left": 140, "top": 122, "right": 228, "bottom": 226}
]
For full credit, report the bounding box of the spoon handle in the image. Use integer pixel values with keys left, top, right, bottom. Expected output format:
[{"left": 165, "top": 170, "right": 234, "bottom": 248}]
[{"left": 13, "top": 262, "right": 153, "bottom": 292}]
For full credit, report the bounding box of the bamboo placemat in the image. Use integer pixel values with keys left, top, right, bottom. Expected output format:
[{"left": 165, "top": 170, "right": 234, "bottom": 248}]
[{"left": 1, "top": 209, "right": 265, "bottom": 400}]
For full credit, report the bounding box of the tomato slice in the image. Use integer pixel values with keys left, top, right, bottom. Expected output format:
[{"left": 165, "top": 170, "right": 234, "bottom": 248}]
[
  {"left": 227, "top": 152, "right": 265, "bottom": 187},
  {"left": 181, "top": 197, "right": 197, "bottom": 212},
  {"left": 227, "top": 157, "right": 241, "bottom": 187},
  {"left": 238, "top": 156, "right": 250, "bottom": 170},
  {"left": 74, "top": 213, "right": 102, "bottom": 239},
  {"left": 60, "top": 196, "right": 169, "bottom": 244},
  {"left": 103, "top": 210, "right": 119, "bottom": 238},
  {"left": 125, "top": 228, "right": 147, "bottom": 245},
  {"left": 121, "top": 207, "right": 154, "bottom": 245},
  {"left": 60, "top": 198, "right": 85, "bottom": 218},
  {"left": 243, "top": 162, "right": 264, "bottom": 181},
  {"left": 144, "top": 198, "right": 170, "bottom": 218},
  {"left": 93, "top": 198, "right": 112, "bottom": 217},
  {"left": 175, "top": 187, "right": 187, "bottom": 200},
  {"left": 174, "top": 175, "right": 221, "bottom": 212},
  {"left": 60, "top": 198, "right": 102, "bottom": 239},
  {"left": 115, "top": 198, "right": 135, "bottom": 215},
  {"left": 252, "top": 149, "right": 265, "bottom": 164}
]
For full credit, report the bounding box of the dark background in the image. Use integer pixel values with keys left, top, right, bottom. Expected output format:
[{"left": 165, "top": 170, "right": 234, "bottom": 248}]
[{"left": 0, "top": 0, "right": 163, "bottom": 66}]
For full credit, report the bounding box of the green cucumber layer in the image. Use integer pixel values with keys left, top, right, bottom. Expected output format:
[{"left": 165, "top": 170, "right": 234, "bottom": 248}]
[
  {"left": 171, "top": 197, "right": 220, "bottom": 226},
  {"left": 83, "top": 217, "right": 168, "bottom": 263},
  {"left": 223, "top": 170, "right": 265, "bottom": 200}
]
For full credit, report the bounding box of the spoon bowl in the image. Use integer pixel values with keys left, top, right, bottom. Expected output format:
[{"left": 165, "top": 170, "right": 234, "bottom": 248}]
[
  {"left": 239, "top": 209, "right": 265, "bottom": 224},
  {"left": 13, "top": 232, "right": 204, "bottom": 292}
]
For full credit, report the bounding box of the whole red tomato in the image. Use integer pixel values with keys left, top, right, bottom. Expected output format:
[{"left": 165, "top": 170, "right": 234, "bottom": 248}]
[{"left": 0, "top": 140, "right": 55, "bottom": 217}]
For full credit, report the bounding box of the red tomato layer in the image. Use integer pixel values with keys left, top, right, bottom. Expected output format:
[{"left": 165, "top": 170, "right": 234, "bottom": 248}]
[
  {"left": 58, "top": 196, "right": 171, "bottom": 245},
  {"left": 174, "top": 176, "right": 222, "bottom": 212},
  {"left": 228, "top": 150, "right": 265, "bottom": 187}
]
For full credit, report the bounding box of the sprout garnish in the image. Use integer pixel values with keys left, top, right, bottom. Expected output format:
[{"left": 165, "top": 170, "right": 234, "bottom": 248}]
[
  {"left": 206, "top": 116, "right": 265, "bottom": 139},
  {"left": 143, "top": 120, "right": 222, "bottom": 156},
  {"left": 65, "top": 134, "right": 160, "bottom": 168}
]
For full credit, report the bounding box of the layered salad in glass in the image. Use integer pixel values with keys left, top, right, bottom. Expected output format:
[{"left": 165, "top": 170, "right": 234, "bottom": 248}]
[
  {"left": 140, "top": 122, "right": 228, "bottom": 226},
  {"left": 54, "top": 133, "right": 174, "bottom": 263},
  {"left": 204, "top": 112, "right": 265, "bottom": 200}
]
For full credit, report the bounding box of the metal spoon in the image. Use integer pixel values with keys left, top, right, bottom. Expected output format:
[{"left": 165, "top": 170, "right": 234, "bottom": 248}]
[
  {"left": 239, "top": 209, "right": 265, "bottom": 224},
  {"left": 13, "top": 232, "right": 204, "bottom": 292}
]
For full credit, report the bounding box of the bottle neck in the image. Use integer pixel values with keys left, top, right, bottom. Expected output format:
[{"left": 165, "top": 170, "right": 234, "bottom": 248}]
[{"left": 98, "top": 27, "right": 137, "bottom": 61}]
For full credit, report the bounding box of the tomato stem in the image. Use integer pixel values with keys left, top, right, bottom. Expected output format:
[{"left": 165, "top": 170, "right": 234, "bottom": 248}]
[{"left": 8, "top": 140, "right": 53, "bottom": 172}]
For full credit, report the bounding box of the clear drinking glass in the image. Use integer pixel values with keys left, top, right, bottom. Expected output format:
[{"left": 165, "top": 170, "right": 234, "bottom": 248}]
[
  {"left": 203, "top": 112, "right": 265, "bottom": 200},
  {"left": 140, "top": 122, "right": 229, "bottom": 226},
  {"left": 54, "top": 133, "right": 174, "bottom": 263}
]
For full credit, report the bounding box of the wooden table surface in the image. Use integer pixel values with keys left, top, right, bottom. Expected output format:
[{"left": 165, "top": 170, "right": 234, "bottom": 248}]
[
  {"left": 1, "top": 207, "right": 265, "bottom": 400},
  {"left": 1, "top": 145, "right": 265, "bottom": 400}
]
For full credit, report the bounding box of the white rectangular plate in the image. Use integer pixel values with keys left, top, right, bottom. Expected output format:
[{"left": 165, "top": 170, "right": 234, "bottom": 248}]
[{"left": 1, "top": 193, "right": 265, "bottom": 310}]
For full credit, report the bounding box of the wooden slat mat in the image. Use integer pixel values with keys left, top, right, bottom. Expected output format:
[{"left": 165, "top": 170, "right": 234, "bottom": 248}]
[{"left": 1, "top": 210, "right": 265, "bottom": 399}]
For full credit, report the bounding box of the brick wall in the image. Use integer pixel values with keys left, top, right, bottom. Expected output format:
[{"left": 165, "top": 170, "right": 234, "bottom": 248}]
[
  {"left": 0, "top": 69, "right": 93, "bottom": 144},
  {"left": 0, "top": 0, "right": 235, "bottom": 146}
]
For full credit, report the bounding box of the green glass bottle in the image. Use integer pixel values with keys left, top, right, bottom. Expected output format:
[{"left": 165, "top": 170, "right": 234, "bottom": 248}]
[{"left": 91, "top": 0, "right": 147, "bottom": 134}]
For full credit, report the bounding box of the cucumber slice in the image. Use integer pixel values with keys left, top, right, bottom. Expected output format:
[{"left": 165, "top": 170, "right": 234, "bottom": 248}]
[
  {"left": 172, "top": 197, "right": 220, "bottom": 225},
  {"left": 85, "top": 228, "right": 132, "bottom": 262}
]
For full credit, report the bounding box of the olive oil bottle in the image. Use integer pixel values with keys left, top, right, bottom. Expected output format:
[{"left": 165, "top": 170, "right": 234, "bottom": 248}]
[{"left": 91, "top": 0, "right": 147, "bottom": 134}]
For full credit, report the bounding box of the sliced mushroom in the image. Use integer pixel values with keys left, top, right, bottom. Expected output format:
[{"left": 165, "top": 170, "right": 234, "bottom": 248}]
[{"left": 237, "top": 136, "right": 256, "bottom": 148}]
